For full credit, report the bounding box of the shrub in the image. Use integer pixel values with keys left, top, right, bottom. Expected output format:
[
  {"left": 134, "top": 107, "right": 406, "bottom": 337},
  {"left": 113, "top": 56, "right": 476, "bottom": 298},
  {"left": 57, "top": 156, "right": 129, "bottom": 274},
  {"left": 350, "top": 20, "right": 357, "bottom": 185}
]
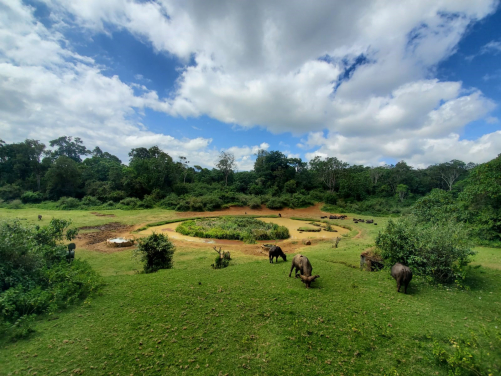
[
  {"left": 81, "top": 196, "right": 102, "bottom": 207},
  {"left": 189, "top": 197, "right": 204, "bottom": 212},
  {"left": 158, "top": 194, "right": 181, "bottom": 209},
  {"left": 249, "top": 197, "right": 261, "bottom": 209},
  {"left": 119, "top": 197, "right": 141, "bottom": 209},
  {"left": 202, "top": 196, "right": 223, "bottom": 211},
  {"left": 324, "top": 192, "right": 338, "bottom": 205},
  {"left": 0, "top": 219, "right": 102, "bottom": 335},
  {"left": 134, "top": 233, "right": 175, "bottom": 273},
  {"left": 266, "top": 197, "right": 286, "bottom": 210},
  {"left": 9, "top": 199, "right": 23, "bottom": 209},
  {"left": 57, "top": 197, "right": 81, "bottom": 210},
  {"left": 375, "top": 217, "right": 476, "bottom": 284},
  {"left": 21, "top": 191, "right": 43, "bottom": 204},
  {"left": 289, "top": 193, "right": 314, "bottom": 208},
  {"left": 107, "top": 190, "right": 127, "bottom": 202},
  {"left": 175, "top": 200, "right": 190, "bottom": 211},
  {"left": 139, "top": 195, "right": 156, "bottom": 209}
]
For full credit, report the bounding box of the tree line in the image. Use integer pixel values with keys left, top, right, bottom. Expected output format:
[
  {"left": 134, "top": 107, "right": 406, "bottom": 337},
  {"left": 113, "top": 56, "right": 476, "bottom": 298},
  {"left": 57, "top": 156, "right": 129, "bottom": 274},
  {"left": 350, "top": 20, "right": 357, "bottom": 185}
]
[{"left": 0, "top": 136, "right": 499, "bottom": 242}]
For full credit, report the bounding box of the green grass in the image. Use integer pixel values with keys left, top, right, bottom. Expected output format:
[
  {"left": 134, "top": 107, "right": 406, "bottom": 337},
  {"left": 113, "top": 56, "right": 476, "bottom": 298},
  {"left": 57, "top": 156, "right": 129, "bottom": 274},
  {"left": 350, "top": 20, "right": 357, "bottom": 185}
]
[
  {"left": 1, "top": 208, "right": 500, "bottom": 375},
  {"left": 297, "top": 226, "right": 321, "bottom": 232}
]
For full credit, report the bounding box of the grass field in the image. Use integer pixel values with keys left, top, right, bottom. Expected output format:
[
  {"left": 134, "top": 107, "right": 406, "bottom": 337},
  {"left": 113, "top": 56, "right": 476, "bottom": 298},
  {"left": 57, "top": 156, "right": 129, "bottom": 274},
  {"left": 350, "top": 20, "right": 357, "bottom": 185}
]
[{"left": 1, "top": 208, "right": 500, "bottom": 375}]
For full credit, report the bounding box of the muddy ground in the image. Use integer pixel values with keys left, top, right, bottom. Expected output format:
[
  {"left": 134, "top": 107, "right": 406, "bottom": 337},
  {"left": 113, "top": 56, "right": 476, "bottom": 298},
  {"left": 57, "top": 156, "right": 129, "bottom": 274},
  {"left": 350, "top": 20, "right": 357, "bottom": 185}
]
[{"left": 75, "top": 204, "right": 354, "bottom": 255}]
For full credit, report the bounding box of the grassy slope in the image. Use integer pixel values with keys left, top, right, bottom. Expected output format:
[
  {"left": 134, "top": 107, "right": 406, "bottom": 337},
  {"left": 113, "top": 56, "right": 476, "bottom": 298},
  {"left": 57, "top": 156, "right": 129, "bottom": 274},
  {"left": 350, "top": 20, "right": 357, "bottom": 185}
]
[{"left": 0, "top": 209, "right": 500, "bottom": 375}]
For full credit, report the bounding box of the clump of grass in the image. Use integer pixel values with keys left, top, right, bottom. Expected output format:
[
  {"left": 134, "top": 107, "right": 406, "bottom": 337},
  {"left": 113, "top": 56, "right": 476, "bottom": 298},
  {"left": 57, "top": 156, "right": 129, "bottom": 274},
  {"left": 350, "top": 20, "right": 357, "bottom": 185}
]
[{"left": 298, "top": 226, "right": 321, "bottom": 232}]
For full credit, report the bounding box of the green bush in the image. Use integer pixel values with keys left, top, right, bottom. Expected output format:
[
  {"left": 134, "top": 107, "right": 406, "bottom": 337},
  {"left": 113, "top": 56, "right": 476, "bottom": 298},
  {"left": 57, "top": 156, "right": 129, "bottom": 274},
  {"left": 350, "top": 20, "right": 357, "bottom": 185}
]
[
  {"left": 249, "top": 197, "right": 261, "bottom": 209},
  {"left": 57, "top": 197, "right": 81, "bottom": 210},
  {"left": 107, "top": 190, "right": 126, "bottom": 202},
  {"left": 203, "top": 196, "right": 223, "bottom": 211},
  {"left": 21, "top": 191, "right": 43, "bottom": 204},
  {"left": 175, "top": 200, "right": 190, "bottom": 211},
  {"left": 266, "top": 197, "right": 287, "bottom": 210},
  {"left": 0, "top": 219, "right": 102, "bottom": 334},
  {"left": 158, "top": 194, "right": 181, "bottom": 209},
  {"left": 139, "top": 195, "right": 156, "bottom": 209},
  {"left": 81, "top": 196, "right": 102, "bottom": 207},
  {"left": 324, "top": 192, "right": 338, "bottom": 205},
  {"left": 289, "top": 193, "right": 314, "bottom": 208},
  {"left": 134, "top": 233, "right": 175, "bottom": 273},
  {"left": 8, "top": 199, "right": 23, "bottom": 209},
  {"left": 119, "top": 197, "right": 141, "bottom": 209},
  {"left": 375, "top": 217, "right": 476, "bottom": 284}
]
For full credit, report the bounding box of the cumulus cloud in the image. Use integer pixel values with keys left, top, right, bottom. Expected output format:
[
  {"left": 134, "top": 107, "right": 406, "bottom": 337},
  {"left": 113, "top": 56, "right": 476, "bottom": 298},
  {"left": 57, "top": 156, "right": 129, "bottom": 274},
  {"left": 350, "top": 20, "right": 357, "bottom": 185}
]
[
  {"left": 0, "top": 0, "right": 270, "bottom": 168},
  {"left": 1, "top": 0, "right": 500, "bottom": 168}
]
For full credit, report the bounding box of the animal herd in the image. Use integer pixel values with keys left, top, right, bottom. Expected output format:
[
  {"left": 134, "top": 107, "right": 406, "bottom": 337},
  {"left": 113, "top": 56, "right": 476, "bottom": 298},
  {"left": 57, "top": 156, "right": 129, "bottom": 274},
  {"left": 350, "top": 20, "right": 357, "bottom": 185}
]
[{"left": 268, "top": 219, "right": 413, "bottom": 293}]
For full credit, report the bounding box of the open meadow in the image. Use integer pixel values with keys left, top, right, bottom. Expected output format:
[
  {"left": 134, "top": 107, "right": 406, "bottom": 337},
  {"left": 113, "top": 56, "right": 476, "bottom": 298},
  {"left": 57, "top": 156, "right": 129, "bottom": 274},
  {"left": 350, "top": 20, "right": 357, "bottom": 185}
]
[{"left": 1, "top": 207, "right": 500, "bottom": 375}]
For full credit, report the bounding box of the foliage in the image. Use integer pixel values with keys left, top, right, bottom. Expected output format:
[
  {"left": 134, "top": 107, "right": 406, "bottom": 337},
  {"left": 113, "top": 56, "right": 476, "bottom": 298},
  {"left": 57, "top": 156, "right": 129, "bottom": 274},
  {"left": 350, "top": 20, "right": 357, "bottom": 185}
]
[
  {"left": 375, "top": 217, "right": 476, "bottom": 284},
  {"left": 8, "top": 199, "right": 23, "bottom": 209},
  {"left": 176, "top": 217, "right": 290, "bottom": 243},
  {"left": 119, "top": 197, "right": 141, "bottom": 209},
  {"left": 21, "top": 191, "right": 43, "bottom": 203},
  {"left": 249, "top": 197, "right": 261, "bottom": 209},
  {"left": 57, "top": 196, "right": 81, "bottom": 210},
  {"left": 266, "top": 196, "right": 287, "bottom": 210},
  {"left": 134, "top": 233, "right": 175, "bottom": 273},
  {"left": 0, "top": 219, "right": 102, "bottom": 336}
]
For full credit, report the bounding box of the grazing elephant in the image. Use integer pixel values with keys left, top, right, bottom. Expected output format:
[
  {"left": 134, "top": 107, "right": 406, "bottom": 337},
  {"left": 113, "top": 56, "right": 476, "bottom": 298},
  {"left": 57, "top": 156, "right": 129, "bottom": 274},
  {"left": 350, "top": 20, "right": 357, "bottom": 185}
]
[
  {"left": 269, "top": 246, "right": 287, "bottom": 263},
  {"left": 391, "top": 263, "right": 412, "bottom": 294}
]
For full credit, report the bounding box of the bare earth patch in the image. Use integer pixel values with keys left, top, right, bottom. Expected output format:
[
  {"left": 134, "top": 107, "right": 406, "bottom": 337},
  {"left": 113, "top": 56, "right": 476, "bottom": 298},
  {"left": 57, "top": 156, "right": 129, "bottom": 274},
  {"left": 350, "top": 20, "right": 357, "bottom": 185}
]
[{"left": 77, "top": 204, "right": 355, "bottom": 255}]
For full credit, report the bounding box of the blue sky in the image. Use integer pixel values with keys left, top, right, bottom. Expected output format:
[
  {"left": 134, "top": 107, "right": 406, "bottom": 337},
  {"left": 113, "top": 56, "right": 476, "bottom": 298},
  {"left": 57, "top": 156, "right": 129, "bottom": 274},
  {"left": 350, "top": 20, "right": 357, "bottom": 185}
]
[{"left": 1, "top": 0, "right": 500, "bottom": 169}]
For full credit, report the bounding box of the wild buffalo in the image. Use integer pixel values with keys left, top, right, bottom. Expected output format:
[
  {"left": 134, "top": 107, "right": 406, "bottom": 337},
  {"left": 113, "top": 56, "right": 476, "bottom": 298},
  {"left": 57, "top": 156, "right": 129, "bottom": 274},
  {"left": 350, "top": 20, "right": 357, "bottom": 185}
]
[
  {"left": 269, "top": 245, "right": 287, "bottom": 263},
  {"left": 391, "top": 263, "right": 413, "bottom": 294}
]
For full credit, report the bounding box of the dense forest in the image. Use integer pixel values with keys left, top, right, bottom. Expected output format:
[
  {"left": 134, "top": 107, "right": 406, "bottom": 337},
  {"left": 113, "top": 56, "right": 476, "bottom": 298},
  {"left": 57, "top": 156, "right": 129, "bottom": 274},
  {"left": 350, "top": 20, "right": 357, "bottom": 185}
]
[{"left": 0, "top": 136, "right": 499, "bottom": 243}]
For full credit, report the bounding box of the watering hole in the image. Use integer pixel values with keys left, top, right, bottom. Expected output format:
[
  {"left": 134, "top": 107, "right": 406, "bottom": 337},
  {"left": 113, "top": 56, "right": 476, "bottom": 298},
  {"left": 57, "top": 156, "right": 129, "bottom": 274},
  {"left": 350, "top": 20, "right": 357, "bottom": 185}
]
[{"left": 138, "top": 217, "right": 349, "bottom": 244}]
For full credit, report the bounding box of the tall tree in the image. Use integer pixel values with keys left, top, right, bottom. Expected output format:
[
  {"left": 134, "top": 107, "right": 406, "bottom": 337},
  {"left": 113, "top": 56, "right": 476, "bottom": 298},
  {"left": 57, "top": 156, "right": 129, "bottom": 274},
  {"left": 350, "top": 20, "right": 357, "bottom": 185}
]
[
  {"left": 24, "top": 139, "right": 46, "bottom": 192},
  {"left": 438, "top": 160, "right": 467, "bottom": 191},
  {"left": 178, "top": 156, "right": 190, "bottom": 184},
  {"left": 309, "top": 156, "right": 348, "bottom": 192},
  {"left": 217, "top": 151, "right": 236, "bottom": 187},
  {"left": 49, "top": 136, "right": 91, "bottom": 162}
]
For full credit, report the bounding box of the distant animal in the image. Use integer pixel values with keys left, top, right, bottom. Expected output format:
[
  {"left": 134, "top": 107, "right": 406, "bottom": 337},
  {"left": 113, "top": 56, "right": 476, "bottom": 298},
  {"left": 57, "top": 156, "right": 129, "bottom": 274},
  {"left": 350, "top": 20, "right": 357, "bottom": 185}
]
[
  {"left": 391, "top": 263, "right": 413, "bottom": 294},
  {"left": 38, "top": 215, "right": 42, "bottom": 221},
  {"left": 278, "top": 213, "right": 282, "bottom": 217},
  {"left": 269, "top": 245, "right": 287, "bottom": 263},
  {"left": 321, "top": 216, "right": 327, "bottom": 219},
  {"left": 299, "top": 274, "right": 320, "bottom": 289},
  {"left": 66, "top": 243, "right": 76, "bottom": 263},
  {"left": 366, "top": 219, "right": 374, "bottom": 224},
  {"left": 374, "top": 223, "right": 377, "bottom": 225},
  {"left": 245, "top": 212, "right": 247, "bottom": 214}
]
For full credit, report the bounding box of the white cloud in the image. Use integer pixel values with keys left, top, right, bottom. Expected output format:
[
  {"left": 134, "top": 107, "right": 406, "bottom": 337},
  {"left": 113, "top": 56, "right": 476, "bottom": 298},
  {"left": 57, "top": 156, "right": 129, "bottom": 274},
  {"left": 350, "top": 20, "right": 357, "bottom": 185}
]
[
  {"left": 1, "top": 0, "right": 500, "bottom": 169},
  {"left": 486, "top": 116, "right": 499, "bottom": 124},
  {"left": 480, "top": 39, "right": 501, "bottom": 54}
]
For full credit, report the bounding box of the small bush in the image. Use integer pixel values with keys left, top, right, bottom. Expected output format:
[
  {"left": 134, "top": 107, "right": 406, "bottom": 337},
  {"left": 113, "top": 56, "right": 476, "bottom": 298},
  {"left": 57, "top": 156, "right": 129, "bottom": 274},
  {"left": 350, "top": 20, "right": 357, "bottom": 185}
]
[
  {"left": 249, "top": 197, "right": 261, "bottom": 209},
  {"left": 175, "top": 200, "right": 190, "bottom": 211},
  {"left": 119, "top": 197, "right": 141, "bottom": 209},
  {"left": 158, "top": 194, "right": 181, "bottom": 209},
  {"left": 324, "top": 192, "right": 338, "bottom": 205},
  {"left": 134, "top": 233, "right": 175, "bottom": 273},
  {"left": 266, "top": 197, "right": 286, "bottom": 210},
  {"left": 57, "top": 197, "right": 81, "bottom": 210},
  {"left": 9, "top": 199, "right": 23, "bottom": 209},
  {"left": 21, "top": 191, "right": 43, "bottom": 204},
  {"left": 81, "top": 196, "right": 102, "bottom": 207}
]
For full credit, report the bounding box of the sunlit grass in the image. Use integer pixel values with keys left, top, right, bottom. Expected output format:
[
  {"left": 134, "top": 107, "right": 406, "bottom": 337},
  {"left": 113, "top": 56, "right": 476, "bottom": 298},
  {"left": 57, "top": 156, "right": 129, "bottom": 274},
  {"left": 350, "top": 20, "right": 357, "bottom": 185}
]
[{"left": 1, "top": 208, "right": 500, "bottom": 375}]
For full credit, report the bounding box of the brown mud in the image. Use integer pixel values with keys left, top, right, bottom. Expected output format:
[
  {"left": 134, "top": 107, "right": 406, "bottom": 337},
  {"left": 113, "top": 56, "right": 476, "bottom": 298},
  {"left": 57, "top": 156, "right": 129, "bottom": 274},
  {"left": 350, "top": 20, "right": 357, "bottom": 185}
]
[{"left": 76, "top": 204, "right": 354, "bottom": 256}]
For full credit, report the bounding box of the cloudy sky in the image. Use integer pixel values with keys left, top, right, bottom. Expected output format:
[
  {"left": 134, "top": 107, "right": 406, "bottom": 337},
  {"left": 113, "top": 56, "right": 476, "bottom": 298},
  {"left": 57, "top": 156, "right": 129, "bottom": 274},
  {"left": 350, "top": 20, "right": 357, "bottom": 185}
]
[{"left": 1, "top": 0, "right": 501, "bottom": 169}]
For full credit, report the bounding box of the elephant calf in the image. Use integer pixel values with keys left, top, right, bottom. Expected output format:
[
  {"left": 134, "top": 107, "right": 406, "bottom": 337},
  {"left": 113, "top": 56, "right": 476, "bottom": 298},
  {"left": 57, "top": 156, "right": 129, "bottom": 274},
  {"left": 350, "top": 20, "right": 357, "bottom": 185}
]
[{"left": 391, "top": 263, "right": 412, "bottom": 294}]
